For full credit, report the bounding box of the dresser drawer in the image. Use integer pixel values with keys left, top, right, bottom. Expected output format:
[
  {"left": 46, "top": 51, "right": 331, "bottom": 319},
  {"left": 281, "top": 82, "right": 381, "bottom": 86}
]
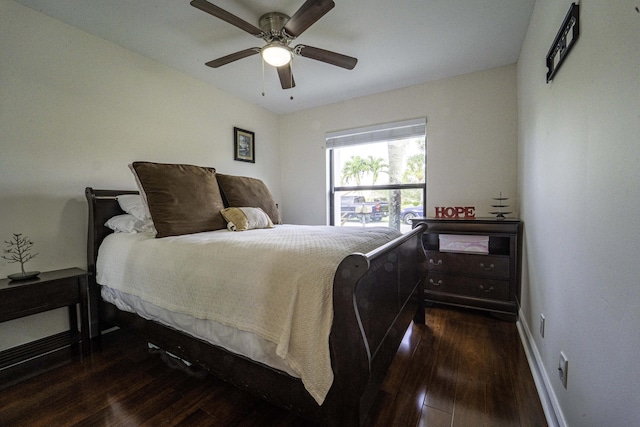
[
  {"left": 424, "top": 250, "right": 509, "bottom": 279},
  {"left": 425, "top": 273, "right": 510, "bottom": 301}
]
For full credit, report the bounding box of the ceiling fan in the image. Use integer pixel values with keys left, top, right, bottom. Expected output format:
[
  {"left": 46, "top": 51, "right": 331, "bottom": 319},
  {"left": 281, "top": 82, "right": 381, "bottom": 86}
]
[{"left": 190, "top": 0, "right": 358, "bottom": 90}]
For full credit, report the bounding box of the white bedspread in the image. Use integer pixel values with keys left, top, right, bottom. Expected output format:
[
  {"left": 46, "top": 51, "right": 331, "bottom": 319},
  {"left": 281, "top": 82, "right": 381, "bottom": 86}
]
[
  {"left": 100, "top": 285, "right": 300, "bottom": 377},
  {"left": 96, "top": 224, "right": 401, "bottom": 404}
]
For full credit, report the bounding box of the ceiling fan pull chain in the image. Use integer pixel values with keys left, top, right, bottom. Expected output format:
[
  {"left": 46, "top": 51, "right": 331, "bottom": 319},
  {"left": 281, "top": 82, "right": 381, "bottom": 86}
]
[
  {"left": 289, "top": 61, "right": 294, "bottom": 100},
  {"left": 261, "top": 56, "right": 266, "bottom": 96}
]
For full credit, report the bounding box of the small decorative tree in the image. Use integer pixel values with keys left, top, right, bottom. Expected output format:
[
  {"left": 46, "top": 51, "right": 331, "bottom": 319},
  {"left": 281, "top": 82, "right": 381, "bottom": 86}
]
[{"left": 2, "top": 233, "right": 39, "bottom": 277}]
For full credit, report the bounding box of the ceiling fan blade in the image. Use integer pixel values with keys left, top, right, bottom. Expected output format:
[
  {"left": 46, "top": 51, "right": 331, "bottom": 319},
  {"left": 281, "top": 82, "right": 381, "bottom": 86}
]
[
  {"left": 277, "top": 64, "right": 296, "bottom": 89},
  {"left": 191, "top": 0, "right": 263, "bottom": 37},
  {"left": 296, "top": 45, "right": 357, "bottom": 70},
  {"left": 284, "top": 0, "right": 335, "bottom": 38},
  {"left": 205, "top": 48, "right": 260, "bottom": 68}
]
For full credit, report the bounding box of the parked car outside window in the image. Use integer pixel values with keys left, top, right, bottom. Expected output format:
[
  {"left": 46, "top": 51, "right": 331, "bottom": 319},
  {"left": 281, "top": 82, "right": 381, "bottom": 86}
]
[{"left": 400, "top": 205, "right": 423, "bottom": 223}]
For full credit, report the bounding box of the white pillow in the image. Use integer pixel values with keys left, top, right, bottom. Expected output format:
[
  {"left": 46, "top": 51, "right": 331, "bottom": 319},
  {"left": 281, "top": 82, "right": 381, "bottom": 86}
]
[
  {"left": 220, "top": 207, "right": 274, "bottom": 231},
  {"left": 105, "top": 214, "right": 154, "bottom": 233},
  {"left": 117, "top": 194, "right": 150, "bottom": 221},
  {"left": 128, "top": 164, "right": 153, "bottom": 220}
]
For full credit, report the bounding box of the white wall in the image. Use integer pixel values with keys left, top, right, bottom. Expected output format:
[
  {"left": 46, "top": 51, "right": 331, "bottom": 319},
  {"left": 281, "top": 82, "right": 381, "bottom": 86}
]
[
  {"left": 279, "top": 65, "right": 519, "bottom": 224},
  {"left": 518, "top": 0, "right": 640, "bottom": 425},
  {"left": 0, "top": 0, "right": 280, "bottom": 350}
]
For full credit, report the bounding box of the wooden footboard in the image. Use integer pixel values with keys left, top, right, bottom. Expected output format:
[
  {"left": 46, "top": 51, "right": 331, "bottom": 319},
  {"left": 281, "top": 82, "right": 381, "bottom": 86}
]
[
  {"left": 325, "top": 224, "right": 426, "bottom": 424},
  {"left": 85, "top": 187, "right": 426, "bottom": 426}
]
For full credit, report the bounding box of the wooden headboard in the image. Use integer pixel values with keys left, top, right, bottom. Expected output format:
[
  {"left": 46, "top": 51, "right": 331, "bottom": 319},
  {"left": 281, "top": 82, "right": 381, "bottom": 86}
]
[{"left": 85, "top": 187, "right": 137, "bottom": 335}]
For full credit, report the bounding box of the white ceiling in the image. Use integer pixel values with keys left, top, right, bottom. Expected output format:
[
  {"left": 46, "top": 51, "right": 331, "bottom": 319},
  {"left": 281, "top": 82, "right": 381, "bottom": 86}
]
[{"left": 13, "top": 0, "right": 535, "bottom": 115}]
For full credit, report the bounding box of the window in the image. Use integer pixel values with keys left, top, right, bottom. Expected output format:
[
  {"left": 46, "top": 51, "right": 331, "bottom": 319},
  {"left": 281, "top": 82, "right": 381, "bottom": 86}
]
[{"left": 327, "top": 118, "right": 426, "bottom": 232}]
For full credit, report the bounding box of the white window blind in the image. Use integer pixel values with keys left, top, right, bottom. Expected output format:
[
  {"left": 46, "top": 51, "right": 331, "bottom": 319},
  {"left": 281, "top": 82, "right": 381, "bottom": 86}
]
[{"left": 325, "top": 118, "right": 426, "bottom": 149}]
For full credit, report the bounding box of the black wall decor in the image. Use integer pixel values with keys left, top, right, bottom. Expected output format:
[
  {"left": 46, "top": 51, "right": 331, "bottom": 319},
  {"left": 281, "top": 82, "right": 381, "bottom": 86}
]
[{"left": 546, "top": 3, "right": 580, "bottom": 83}]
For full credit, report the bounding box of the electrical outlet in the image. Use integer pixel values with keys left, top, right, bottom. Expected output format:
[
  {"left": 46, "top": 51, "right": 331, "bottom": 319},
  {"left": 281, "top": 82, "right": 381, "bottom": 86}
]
[
  {"left": 558, "top": 352, "right": 568, "bottom": 388},
  {"left": 540, "top": 314, "right": 545, "bottom": 337}
]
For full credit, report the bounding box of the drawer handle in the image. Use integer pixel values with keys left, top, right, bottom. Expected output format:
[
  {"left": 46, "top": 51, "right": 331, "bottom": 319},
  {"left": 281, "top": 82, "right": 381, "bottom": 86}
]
[
  {"left": 479, "top": 263, "right": 495, "bottom": 270},
  {"left": 429, "top": 259, "right": 443, "bottom": 266},
  {"left": 479, "top": 285, "right": 494, "bottom": 293},
  {"left": 429, "top": 279, "right": 443, "bottom": 286}
]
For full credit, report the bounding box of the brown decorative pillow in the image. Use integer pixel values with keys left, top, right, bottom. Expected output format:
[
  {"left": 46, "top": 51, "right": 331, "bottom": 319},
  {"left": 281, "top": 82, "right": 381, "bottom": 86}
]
[
  {"left": 130, "top": 162, "right": 226, "bottom": 238},
  {"left": 216, "top": 174, "right": 281, "bottom": 224}
]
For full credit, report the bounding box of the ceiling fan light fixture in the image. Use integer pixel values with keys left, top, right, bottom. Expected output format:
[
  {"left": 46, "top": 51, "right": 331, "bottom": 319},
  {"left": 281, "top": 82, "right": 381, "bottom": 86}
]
[{"left": 261, "top": 43, "right": 293, "bottom": 67}]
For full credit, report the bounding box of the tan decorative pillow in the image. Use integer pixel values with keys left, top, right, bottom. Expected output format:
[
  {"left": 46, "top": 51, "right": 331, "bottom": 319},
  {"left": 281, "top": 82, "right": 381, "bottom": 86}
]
[
  {"left": 221, "top": 207, "right": 274, "bottom": 231},
  {"left": 216, "top": 174, "right": 281, "bottom": 224},
  {"left": 130, "top": 162, "right": 226, "bottom": 238}
]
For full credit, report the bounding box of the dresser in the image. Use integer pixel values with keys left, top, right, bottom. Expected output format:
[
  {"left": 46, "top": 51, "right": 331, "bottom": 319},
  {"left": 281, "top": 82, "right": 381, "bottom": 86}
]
[{"left": 412, "top": 218, "right": 522, "bottom": 321}]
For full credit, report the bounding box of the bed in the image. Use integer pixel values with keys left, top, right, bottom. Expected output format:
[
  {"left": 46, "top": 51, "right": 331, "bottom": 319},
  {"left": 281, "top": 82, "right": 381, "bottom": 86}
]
[{"left": 85, "top": 165, "right": 426, "bottom": 426}]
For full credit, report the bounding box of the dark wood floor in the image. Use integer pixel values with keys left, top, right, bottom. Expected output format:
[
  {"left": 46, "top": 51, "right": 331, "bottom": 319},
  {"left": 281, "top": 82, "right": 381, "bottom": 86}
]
[{"left": 0, "top": 306, "right": 546, "bottom": 426}]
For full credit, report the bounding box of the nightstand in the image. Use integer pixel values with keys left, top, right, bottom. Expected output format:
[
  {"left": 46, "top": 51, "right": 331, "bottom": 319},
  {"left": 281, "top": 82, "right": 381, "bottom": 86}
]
[
  {"left": 0, "top": 268, "right": 90, "bottom": 384},
  {"left": 412, "top": 218, "right": 522, "bottom": 321}
]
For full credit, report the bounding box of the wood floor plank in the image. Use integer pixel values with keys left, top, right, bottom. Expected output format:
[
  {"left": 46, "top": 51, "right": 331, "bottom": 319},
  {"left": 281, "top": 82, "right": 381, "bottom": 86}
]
[
  {"left": 2, "top": 357, "right": 158, "bottom": 426},
  {"left": 418, "top": 405, "right": 452, "bottom": 427},
  {"left": 364, "top": 322, "right": 427, "bottom": 426},
  {"left": 484, "top": 321, "right": 523, "bottom": 426},
  {"left": 73, "top": 377, "right": 184, "bottom": 426},
  {"left": 451, "top": 319, "right": 491, "bottom": 427},
  {"left": 380, "top": 321, "right": 423, "bottom": 394},
  {"left": 236, "top": 398, "right": 307, "bottom": 426},
  {"left": 423, "top": 310, "right": 461, "bottom": 415},
  {"left": 138, "top": 371, "right": 224, "bottom": 426},
  {"left": 381, "top": 332, "right": 433, "bottom": 426},
  {"left": 197, "top": 382, "right": 282, "bottom": 425},
  {"left": 173, "top": 408, "right": 219, "bottom": 427}
]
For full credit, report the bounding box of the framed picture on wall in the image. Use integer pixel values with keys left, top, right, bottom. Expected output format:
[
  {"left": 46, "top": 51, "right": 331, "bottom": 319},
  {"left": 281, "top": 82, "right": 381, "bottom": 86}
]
[
  {"left": 546, "top": 2, "right": 579, "bottom": 83},
  {"left": 234, "top": 127, "right": 255, "bottom": 163}
]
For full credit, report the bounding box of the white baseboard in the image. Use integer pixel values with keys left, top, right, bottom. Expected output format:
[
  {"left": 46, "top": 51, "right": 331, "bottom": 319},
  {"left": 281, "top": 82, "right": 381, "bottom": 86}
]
[{"left": 516, "top": 309, "right": 567, "bottom": 427}]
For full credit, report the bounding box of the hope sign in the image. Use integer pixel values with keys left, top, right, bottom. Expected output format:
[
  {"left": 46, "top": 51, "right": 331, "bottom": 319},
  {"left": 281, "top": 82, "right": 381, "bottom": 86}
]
[{"left": 434, "top": 206, "right": 476, "bottom": 219}]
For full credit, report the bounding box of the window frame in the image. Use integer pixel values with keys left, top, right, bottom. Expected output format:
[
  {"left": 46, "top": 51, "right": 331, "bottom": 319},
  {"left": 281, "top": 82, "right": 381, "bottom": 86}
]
[{"left": 326, "top": 119, "right": 427, "bottom": 228}]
